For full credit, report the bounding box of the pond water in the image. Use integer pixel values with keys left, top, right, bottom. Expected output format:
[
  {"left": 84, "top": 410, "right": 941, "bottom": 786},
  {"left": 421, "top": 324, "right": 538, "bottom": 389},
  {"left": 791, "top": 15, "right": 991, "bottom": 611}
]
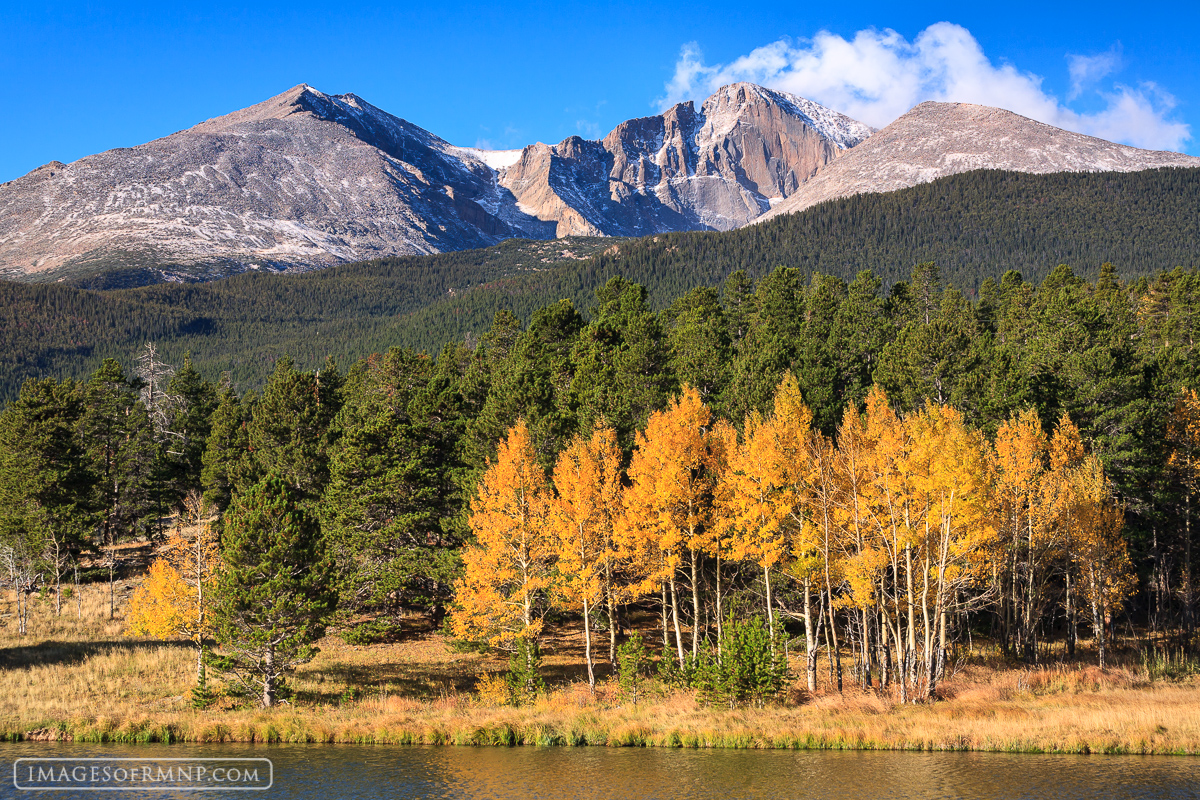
[{"left": 1, "top": 742, "right": 1197, "bottom": 799}]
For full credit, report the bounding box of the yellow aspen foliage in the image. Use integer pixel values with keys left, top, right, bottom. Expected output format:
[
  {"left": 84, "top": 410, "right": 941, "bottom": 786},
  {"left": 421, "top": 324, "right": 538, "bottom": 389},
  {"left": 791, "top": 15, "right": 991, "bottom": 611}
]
[
  {"left": 550, "top": 424, "right": 622, "bottom": 687},
  {"left": 720, "top": 412, "right": 791, "bottom": 573},
  {"left": 452, "top": 419, "right": 555, "bottom": 651},
  {"left": 1068, "top": 453, "right": 1134, "bottom": 667},
  {"left": 127, "top": 558, "right": 197, "bottom": 640},
  {"left": 126, "top": 496, "right": 218, "bottom": 648},
  {"left": 1167, "top": 387, "right": 1200, "bottom": 633},
  {"left": 621, "top": 386, "right": 721, "bottom": 661}
]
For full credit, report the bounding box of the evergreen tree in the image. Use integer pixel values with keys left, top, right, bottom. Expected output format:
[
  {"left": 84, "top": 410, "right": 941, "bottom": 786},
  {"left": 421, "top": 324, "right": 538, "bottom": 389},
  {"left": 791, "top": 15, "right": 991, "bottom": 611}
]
[
  {"left": 209, "top": 476, "right": 337, "bottom": 708},
  {"left": 726, "top": 266, "right": 804, "bottom": 424},
  {"left": 570, "top": 277, "right": 673, "bottom": 453},
  {"left": 200, "top": 385, "right": 251, "bottom": 513},
  {"left": 164, "top": 355, "right": 219, "bottom": 504},
  {"left": 0, "top": 377, "right": 94, "bottom": 615},
  {"left": 81, "top": 358, "right": 157, "bottom": 617},
  {"left": 245, "top": 357, "right": 341, "bottom": 500},
  {"left": 322, "top": 348, "right": 462, "bottom": 627},
  {"left": 663, "top": 286, "right": 732, "bottom": 412}
]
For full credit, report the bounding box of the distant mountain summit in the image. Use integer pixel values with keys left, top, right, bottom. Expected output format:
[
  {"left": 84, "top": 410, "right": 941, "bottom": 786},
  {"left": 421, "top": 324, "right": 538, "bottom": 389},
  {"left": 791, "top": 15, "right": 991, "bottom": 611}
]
[
  {"left": 757, "top": 101, "right": 1200, "bottom": 221},
  {"left": 0, "top": 83, "right": 869, "bottom": 283},
  {"left": 499, "top": 82, "right": 872, "bottom": 236},
  {"left": 0, "top": 84, "right": 552, "bottom": 282},
  {"left": 1, "top": 85, "right": 1195, "bottom": 285}
]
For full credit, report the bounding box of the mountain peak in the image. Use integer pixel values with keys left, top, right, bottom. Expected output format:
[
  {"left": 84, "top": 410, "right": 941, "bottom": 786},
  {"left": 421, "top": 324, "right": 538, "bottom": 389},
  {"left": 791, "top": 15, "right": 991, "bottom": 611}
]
[
  {"left": 699, "top": 82, "right": 873, "bottom": 150},
  {"left": 757, "top": 99, "right": 1200, "bottom": 222},
  {"left": 184, "top": 83, "right": 340, "bottom": 133}
]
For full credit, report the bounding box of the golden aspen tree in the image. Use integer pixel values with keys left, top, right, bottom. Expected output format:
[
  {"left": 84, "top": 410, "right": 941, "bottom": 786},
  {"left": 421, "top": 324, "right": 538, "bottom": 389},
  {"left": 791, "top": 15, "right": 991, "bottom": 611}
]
[
  {"left": 993, "top": 408, "right": 1051, "bottom": 660},
  {"left": 550, "top": 425, "right": 622, "bottom": 690},
  {"left": 803, "top": 424, "right": 845, "bottom": 692},
  {"left": 906, "top": 404, "right": 995, "bottom": 696},
  {"left": 833, "top": 404, "right": 887, "bottom": 690},
  {"left": 706, "top": 417, "right": 739, "bottom": 648},
  {"left": 1167, "top": 388, "right": 1200, "bottom": 635},
  {"left": 622, "top": 386, "right": 720, "bottom": 664},
  {"left": 127, "top": 559, "right": 197, "bottom": 639},
  {"left": 760, "top": 373, "right": 826, "bottom": 691},
  {"left": 127, "top": 492, "right": 218, "bottom": 683},
  {"left": 858, "top": 385, "right": 920, "bottom": 702},
  {"left": 718, "top": 411, "right": 793, "bottom": 648},
  {"left": 1069, "top": 453, "right": 1134, "bottom": 667},
  {"left": 452, "top": 420, "right": 555, "bottom": 670},
  {"left": 1043, "top": 413, "right": 1087, "bottom": 656}
]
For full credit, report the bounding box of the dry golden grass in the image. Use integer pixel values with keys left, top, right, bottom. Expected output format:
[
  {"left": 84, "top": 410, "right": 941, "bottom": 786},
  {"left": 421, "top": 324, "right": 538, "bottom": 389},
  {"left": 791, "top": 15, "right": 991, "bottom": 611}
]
[{"left": 3, "top": 579, "right": 1199, "bottom": 753}]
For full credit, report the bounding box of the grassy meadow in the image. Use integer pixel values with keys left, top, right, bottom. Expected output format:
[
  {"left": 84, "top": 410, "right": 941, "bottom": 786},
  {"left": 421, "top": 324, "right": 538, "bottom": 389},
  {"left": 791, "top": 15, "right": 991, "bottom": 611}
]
[{"left": 2, "top": 570, "right": 1199, "bottom": 755}]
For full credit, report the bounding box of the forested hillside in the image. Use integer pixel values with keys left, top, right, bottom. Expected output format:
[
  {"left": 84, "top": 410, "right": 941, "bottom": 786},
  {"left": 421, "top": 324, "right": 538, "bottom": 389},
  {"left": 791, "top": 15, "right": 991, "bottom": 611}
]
[
  {"left": 3, "top": 260, "right": 1197, "bottom": 702},
  {"left": 2, "top": 167, "right": 1197, "bottom": 400}
]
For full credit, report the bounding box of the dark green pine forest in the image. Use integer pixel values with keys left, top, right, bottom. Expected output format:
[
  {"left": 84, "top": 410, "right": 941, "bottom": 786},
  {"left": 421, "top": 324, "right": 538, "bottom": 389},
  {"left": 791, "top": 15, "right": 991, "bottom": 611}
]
[
  {"left": 2, "top": 251, "right": 1199, "bottom": 650},
  {"left": 2, "top": 167, "right": 1198, "bottom": 401},
  {"left": 2, "top": 164, "right": 1199, "bottom": 655}
]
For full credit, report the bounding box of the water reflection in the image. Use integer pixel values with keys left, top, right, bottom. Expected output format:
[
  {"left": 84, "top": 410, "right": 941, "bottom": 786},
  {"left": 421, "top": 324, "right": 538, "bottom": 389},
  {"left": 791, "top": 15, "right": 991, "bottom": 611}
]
[{"left": 0, "top": 742, "right": 1196, "bottom": 799}]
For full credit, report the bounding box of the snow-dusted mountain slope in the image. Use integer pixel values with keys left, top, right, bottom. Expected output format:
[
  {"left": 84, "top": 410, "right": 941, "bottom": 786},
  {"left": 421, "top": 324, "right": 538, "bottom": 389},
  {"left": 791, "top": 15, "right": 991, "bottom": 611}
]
[
  {"left": 757, "top": 101, "right": 1200, "bottom": 222},
  {"left": 3, "top": 83, "right": 1194, "bottom": 285},
  {"left": 0, "top": 83, "right": 870, "bottom": 282},
  {"left": 0, "top": 85, "right": 555, "bottom": 281}
]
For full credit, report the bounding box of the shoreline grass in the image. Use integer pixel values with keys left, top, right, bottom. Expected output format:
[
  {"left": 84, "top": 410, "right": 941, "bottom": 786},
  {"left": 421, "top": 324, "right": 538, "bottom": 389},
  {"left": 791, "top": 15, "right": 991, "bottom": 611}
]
[{"left": 3, "top": 583, "right": 1198, "bottom": 755}]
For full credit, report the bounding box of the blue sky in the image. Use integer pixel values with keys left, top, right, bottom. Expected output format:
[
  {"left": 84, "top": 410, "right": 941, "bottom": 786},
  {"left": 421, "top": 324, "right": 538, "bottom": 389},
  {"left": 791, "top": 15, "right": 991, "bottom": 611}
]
[{"left": 1, "top": 1, "right": 1198, "bottom": 183}]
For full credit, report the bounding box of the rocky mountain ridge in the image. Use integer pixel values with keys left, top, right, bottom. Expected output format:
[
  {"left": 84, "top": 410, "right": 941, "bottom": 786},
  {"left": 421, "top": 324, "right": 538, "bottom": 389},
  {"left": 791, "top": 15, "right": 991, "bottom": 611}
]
[
  {"left": 0, "top": 83, "right": 867, "bottom": 283},
  {"left": 758, "top": 101, "right": 1200, "bottom": 221},
  {"left": 2, "top": 84, "right": 1196, "bottom": 285}
]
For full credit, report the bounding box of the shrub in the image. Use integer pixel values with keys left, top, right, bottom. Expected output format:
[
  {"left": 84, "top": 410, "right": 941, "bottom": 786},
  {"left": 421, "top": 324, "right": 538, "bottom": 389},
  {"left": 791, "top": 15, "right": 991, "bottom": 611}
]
[{"left": 617, "top": 634, "right": 651, "bottom": 704}]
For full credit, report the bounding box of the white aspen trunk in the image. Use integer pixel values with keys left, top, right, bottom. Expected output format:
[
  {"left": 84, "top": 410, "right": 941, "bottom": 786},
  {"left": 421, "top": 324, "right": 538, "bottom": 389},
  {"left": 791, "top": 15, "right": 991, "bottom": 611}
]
[
  {"left": 1090, "top": 564, "right": 1106, "bottom": 669},
  {"left": 803, "top": 575, "right": 816, "bottom": 692},
  {"left": 661, "top": 581, "right": 669, "bottom": 651},
  {"left": 580, "top": 529, "right": 595, "bottom": 692},
  {"left": 905, "top": 546, "right": 917, "bottom": 694},
  {"left": 921, "top": 548, "right": 932, "bottom": 697},
  {"left": 690, "top": 547, "right": 700, "bottom": 657},
  {"left": 582, "top": 593, "right": 595, "bottom": 692},
  {"left": 822, "top": 496, "right": 842, "bottom": 693},
  {"left": 53, "top": 538, "right": 62, "bottom": 617},
  {"left": 606, "top": 560, "right": 616, "bottom": 665},
  {"left": 861, "top": 606, "right": 873, "bottom": 689},
  {"left": 764, "top": 564, "right": 775, "bottom": 654},
  {"left": 669, "top": 576, "right": 685, "bottom": 668},
  {"left": 878, "top": 604, "right": 890, "bottom": 689},
  {"left": 715, "top": 551, "right": 723, "bottom": 660}
]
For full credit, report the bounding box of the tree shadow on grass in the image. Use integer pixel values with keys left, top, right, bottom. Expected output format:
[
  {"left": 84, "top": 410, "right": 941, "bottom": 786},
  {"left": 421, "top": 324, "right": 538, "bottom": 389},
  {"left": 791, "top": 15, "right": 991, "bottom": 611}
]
[
  {"left": 0, "top": 639, "right": 193, "bottom": 671},
  {"left": 300, "top": 659, "right": 484, "bottom": 703}
]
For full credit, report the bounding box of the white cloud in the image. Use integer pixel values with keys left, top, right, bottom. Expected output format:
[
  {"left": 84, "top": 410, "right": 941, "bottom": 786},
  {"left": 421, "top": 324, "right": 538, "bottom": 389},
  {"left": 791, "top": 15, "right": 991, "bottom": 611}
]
[
  {"left": 576, "top": 119, "right": 602, "bottom": 138},
  {"left": 1068, "top": 46, "right": 1122, "bottom": 100},
  {"left": 659, "top": 23, "right": 1190, "bottom": 152}
]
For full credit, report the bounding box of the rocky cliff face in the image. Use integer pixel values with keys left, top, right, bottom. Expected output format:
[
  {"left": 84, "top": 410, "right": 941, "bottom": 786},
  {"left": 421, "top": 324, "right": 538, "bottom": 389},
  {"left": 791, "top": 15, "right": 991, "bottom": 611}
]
[
  {"left": 0, "top": 83, "right": 870, "bottom": 282},
  {"left": 757, "top": 101, "right": 1200, "bottom": 222},
  {"left": 500, "top": 83, "right": 873, "bottom": 236}
]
